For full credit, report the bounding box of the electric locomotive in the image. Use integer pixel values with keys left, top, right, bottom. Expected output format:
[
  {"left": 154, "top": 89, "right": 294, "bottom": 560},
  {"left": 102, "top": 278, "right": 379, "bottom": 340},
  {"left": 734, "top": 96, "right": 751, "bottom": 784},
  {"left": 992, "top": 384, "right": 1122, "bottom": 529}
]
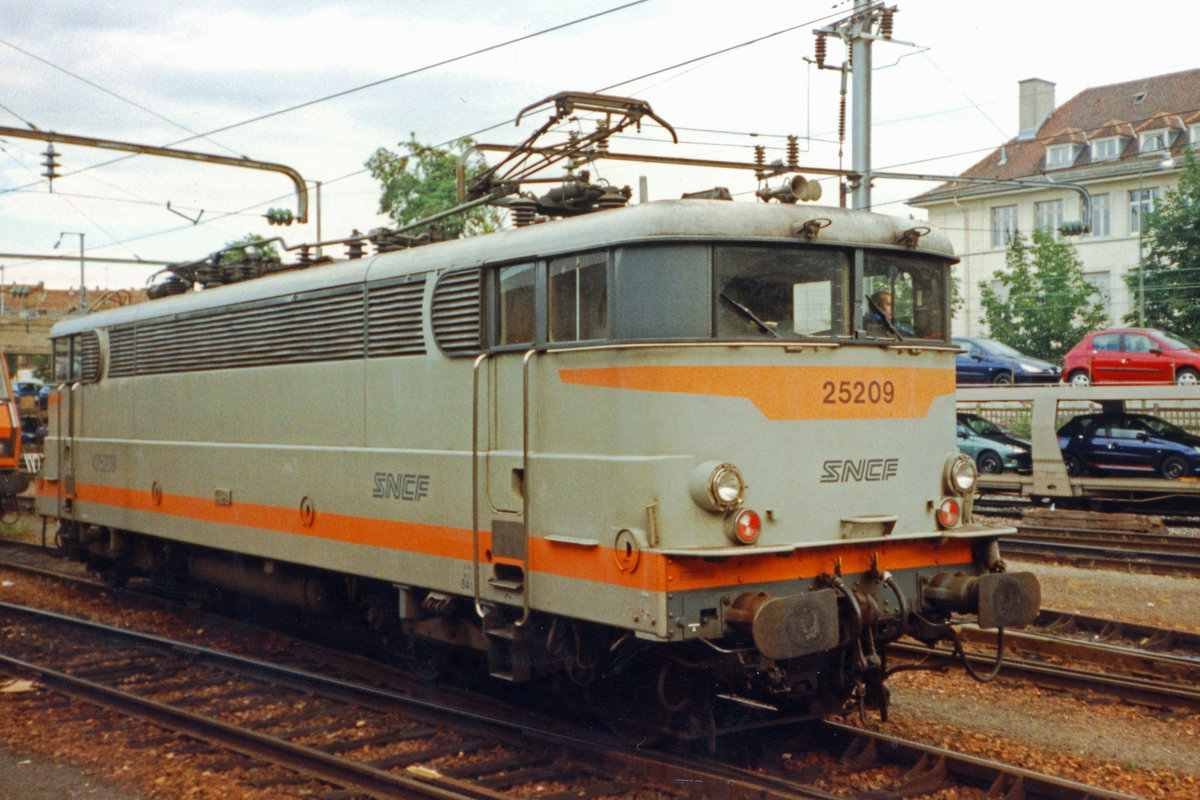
[{"left": 35, "top": 93, "right": 1039, "bottom": 741}]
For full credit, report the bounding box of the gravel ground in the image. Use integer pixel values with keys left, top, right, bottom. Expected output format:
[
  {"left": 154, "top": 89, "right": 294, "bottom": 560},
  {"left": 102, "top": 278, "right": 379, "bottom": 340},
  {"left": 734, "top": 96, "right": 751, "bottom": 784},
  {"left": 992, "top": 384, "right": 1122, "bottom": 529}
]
[
  {"left": 1, "top": 552, "right": 1198, "bottom": 798},
  {"left": 0, "top": 751, "right": 147, "bottom": 800}
]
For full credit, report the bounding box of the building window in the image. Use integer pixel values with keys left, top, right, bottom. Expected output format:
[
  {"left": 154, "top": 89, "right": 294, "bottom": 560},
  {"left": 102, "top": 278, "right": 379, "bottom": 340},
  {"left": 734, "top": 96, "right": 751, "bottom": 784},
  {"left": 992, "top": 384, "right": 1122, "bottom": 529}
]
[
  {"left": 991, "top": 205, "right": 1018, "bottom": 248},
  {"left": 1140, "top": 129, "right": 1169, "bottom": 153},
  {"left": 1191, "top": 124, "right": 1200, "bottom": 146},
  {"left": 1083, "top": 270, "right": 1112, "bottom": 320},
  {"left": 1085, "top": 194, "right": 1110, "bottom": 237},
  {"left": 1129, "top": 188, "right": 1160, "bottom": 235},
  {"left": 1035, "top": 200, "right": 1063, "bottom": 234},
  {"left": 1046, "top": 145, "right": 1077, "bottom": 168},
  {"left": 1091, "top": 138, "right": 1120, "bottom": 161}
]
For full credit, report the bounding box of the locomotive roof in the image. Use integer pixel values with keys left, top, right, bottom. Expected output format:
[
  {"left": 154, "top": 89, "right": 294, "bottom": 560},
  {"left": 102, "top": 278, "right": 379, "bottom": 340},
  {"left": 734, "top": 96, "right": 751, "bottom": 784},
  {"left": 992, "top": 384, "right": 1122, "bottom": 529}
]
[{"left": 50, "top": 199, "right": 954, "bottom": 337}]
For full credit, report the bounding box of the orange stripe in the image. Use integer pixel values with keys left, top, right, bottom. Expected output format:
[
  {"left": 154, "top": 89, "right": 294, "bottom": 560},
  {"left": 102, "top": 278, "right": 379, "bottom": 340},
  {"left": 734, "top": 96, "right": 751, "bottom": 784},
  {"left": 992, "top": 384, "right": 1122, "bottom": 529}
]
[
  {"left": 557, "top": 365, "right": 954, "bottom": 420},
  {"left": 51, "top": 481, "right": 975, "bottom": 592}
]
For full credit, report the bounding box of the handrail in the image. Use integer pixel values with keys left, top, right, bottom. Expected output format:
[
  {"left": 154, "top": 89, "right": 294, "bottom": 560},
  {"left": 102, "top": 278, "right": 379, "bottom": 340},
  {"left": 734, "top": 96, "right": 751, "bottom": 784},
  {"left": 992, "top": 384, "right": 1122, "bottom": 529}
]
[
  {"left": 470, "top": 352, "right": 489, "bottom": 619},
  {"left": 516, "top": 348, "right": 538, "bottom": 627}
]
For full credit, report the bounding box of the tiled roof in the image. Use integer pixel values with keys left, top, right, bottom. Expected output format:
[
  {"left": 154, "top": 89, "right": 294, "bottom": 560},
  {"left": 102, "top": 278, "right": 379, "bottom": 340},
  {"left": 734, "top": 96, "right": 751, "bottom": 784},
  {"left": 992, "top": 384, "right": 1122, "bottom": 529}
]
[
  {"left": 911, "top": 68, "right": 1200, "bottom": 204},
  {"left": 1, "top": 284, "right": 149, "bottom": 317}
]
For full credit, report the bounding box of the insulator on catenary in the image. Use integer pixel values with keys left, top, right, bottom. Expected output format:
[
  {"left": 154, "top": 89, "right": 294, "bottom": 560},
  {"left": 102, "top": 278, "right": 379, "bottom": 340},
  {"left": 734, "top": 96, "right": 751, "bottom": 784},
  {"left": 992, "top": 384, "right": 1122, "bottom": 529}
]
[
  {"left": 880, "top": 9, "right": 894, "bottom": 39},
  {"left": 754, "top": 145, "right": 766, "bottom": 167},
  {"left": 595, "top": 187, "right": 631, "bottom": 210},
  {"left": 510, "top": 197, "right": 538, "bottom": 228},
  {"left": 815, "top": 33, "right": 826, "bottom": 68},
  {"left": 787, "top": 136, "right": 799, "bottom": 169}
]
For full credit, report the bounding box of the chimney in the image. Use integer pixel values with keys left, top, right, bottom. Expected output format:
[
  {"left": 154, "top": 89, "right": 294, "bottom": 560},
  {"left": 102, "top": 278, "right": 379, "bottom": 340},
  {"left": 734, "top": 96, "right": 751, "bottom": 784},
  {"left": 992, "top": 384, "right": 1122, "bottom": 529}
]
[{"left": 1018, "top": 78, "right": 1055, "bottom": 140}]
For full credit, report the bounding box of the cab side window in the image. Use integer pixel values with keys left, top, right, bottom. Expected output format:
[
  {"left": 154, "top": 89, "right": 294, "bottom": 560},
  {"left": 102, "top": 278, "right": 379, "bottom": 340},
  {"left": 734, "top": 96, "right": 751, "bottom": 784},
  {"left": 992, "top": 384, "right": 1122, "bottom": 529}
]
[
  {"left": 497, "top": 263, "right": 535, "bottom": 346},
  {"left": 53, "top": 337, "right": 72, "bottom": 383},
  {"left": 548, "top": 252, "right": 608, "bottom": 343}
]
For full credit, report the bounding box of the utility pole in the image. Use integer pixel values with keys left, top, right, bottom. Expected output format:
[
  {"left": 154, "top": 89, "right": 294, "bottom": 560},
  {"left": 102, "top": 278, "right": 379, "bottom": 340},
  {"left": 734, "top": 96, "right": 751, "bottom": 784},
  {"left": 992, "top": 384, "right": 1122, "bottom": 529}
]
[
  {"left": 54, "top": 233, "right": 86, "bottom": 313},
  {"left": 813, "top": 3, "right": 911, "bottom": 210}
]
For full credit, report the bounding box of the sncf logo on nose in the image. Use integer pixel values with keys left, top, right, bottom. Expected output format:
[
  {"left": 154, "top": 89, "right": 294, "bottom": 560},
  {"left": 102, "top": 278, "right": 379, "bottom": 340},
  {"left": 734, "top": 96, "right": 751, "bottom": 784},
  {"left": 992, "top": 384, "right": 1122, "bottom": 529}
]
[{"left": 820, "top": 458, "right": 899, "bottom": 483}]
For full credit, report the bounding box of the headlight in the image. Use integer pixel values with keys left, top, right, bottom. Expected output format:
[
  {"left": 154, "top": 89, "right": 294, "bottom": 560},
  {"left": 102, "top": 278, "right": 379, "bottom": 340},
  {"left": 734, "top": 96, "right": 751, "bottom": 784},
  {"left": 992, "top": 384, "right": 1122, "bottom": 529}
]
[
  {"left": 689, "top": 461, "right": 746, "bottom": 511},
  {"left": 944, "top": 453, "right": 978, "bottom": 495}
]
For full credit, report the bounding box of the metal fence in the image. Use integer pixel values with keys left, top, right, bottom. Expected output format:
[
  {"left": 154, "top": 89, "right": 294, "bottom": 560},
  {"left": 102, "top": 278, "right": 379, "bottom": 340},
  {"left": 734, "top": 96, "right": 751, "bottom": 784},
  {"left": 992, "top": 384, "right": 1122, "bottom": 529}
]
[{"left": 957, "top": 400, "right": 1200, "bottom": 437}]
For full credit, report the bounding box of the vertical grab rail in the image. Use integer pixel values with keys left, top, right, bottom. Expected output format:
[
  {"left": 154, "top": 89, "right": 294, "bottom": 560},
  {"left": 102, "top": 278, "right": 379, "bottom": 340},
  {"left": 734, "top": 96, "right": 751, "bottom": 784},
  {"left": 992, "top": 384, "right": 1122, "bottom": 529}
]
[
  {"left": 471, "top": 352, "right": 489, "bottom": 618},
  {"left": 516, "top": 348, "right": 537, "bottom": 626}
]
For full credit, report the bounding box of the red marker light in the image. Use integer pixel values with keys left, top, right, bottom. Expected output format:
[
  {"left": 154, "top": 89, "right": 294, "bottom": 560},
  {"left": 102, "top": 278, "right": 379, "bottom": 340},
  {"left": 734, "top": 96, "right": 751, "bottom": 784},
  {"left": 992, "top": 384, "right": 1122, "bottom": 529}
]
[
  {"left": 730, "top": 508, "right": 762, "bottom": 544},
  {"left": 937, "top": 497, "right": 961, "bottom": 528}
]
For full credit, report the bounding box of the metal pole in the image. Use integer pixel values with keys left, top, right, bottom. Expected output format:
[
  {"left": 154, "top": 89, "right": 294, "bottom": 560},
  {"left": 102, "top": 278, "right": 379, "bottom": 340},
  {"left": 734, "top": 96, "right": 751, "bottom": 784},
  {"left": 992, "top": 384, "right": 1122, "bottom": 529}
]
[
  {"left": 851, "top": 0, "right": 872, "bottom": 210},
  {"left": 78, "top": 234, "right": 86, "bottom": 313},
  {"left": 54, "top": 232, "right": 86, "bottom": 313}
]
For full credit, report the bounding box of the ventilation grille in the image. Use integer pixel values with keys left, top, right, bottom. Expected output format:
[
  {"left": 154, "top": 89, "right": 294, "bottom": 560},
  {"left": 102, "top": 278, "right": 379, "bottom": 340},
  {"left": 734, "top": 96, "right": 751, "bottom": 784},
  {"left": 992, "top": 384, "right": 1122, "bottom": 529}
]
[
  {"left": 431, "top": 269, "right": 482, "bottom": 356},
  {"left": 108, "top": 327, "right": 136, "bottom": 378},
  {"left": 367, "top": 278, "right": 426, "bottom": 357},
  {"left": 79, "top": 331, "right": 101, "bottom": 383},
  {"left": 106, "top": 278, "right": 429, "bottom": 377}
]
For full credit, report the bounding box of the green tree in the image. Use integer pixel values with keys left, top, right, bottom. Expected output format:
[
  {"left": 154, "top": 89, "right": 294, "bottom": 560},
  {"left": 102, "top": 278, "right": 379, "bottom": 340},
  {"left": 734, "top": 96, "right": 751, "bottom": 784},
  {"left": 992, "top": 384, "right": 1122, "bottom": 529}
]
[
  {"left": 219, "top": 234, "right": 279, "bottom": 264},
  {"left": 1123, "top": 148, "right": 1200, "bottom": 337},
  {"left": 365, "top": 136, "right": 501, "bottom": 238},
  {"left": 979, "top": 229, "right": 1107, "bottom": 362}
]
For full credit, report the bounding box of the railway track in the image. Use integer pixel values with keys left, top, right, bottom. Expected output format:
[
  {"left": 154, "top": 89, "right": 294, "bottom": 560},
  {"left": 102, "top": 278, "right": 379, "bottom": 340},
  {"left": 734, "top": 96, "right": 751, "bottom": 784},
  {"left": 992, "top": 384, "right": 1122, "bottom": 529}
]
[
  {"left": 0, "top": 551, "right": 1142, "bottom": 800},
  {"left": 972, "top": 498, "right": 1200, "bottom": 575},
  {"left": 890, "top": 608, "right": 1200, "bottom": 711},
  {"left": 1000, "top": 532, "right": 1200, "bottom": 576}
]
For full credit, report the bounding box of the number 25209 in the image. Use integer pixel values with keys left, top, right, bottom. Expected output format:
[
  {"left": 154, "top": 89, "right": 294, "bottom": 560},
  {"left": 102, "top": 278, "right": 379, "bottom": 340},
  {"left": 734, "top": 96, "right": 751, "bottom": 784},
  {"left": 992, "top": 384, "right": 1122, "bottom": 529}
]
[{"left": 821, "top": 380, "right": 895, "bottom": 404}]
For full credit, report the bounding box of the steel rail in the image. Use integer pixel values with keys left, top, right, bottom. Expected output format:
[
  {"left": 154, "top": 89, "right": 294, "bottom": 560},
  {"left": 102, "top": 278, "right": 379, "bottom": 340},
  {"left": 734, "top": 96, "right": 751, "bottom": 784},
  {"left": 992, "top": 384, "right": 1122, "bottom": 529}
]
[
  {"left": 890, "top": 631, "right": 1200, "bottom": 710},
  {"left": 999, "top": 538, "right": 1200, "bottom": 576},
  {"left": 0, "top": 651, "right": 500, "bottom": 800},
  {"left": 0, "top": 597, "right": 1136, "bottom": 800},
  {"left": 820, "top": 722, "right": 1143, "bottom": 800}
]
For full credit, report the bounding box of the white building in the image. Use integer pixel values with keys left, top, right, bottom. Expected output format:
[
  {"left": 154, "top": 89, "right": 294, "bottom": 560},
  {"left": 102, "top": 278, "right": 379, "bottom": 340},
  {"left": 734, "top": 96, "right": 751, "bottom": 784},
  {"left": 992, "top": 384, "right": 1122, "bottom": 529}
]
[{"left": 909, "top": 69, "right": 1200, "bottom": 336}]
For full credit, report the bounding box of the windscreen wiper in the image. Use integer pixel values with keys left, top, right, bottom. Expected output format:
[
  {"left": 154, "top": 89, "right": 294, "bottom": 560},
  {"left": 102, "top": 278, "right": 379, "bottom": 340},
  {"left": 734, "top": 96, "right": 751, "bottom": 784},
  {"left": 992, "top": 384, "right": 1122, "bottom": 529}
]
[
  {"left": 720, "top": 292, "right": 781, "bottom": 338},
  {"left": 864, "top": 294, "right": 905, "bottom": 341}
]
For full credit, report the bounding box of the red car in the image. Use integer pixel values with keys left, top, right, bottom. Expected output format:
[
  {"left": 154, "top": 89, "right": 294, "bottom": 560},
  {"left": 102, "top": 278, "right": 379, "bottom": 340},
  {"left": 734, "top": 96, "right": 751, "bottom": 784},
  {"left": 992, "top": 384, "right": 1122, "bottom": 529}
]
[{"left": 1062, "top": 328, "right": 1200, "bottom": 386}]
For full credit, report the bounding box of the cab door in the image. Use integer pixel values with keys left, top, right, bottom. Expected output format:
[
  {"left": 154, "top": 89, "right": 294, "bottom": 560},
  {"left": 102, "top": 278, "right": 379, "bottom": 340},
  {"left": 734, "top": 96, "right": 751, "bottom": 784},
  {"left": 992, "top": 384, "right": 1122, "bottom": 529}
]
[
  {"left": 475, "top": 262, "right": 537, "bottom": 607},
  {"left": 51, "top": 336, "right": 81, "bottom": 520}
]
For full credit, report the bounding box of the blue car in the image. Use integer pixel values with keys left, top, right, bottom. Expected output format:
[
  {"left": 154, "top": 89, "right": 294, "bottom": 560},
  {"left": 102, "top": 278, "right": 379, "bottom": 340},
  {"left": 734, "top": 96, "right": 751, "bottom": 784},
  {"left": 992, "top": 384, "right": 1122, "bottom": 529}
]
[
  {"left": 956, "top": 413, "right": 1032, "bottom": 474},
  {"left": 954, "top": 337, "right": 1061, "bottom": 385},
  {"left": 1056, "top": 412, "right": 1200, "bottom": 479}
]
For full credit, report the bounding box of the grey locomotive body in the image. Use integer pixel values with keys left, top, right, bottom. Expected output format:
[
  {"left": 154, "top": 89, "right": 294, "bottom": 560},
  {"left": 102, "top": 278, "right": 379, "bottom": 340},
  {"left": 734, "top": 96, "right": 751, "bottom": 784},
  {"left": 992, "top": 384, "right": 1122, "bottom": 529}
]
[{"left": 37, "top": 199, "right": 1038, "bottom": 738}]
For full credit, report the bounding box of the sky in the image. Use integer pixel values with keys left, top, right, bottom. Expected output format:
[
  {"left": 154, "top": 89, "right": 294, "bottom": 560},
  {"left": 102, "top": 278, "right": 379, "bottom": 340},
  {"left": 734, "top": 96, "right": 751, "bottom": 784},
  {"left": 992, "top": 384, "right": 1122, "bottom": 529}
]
[{"left": 2, "top": 0, "right": 1198, "bottom": 291}]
